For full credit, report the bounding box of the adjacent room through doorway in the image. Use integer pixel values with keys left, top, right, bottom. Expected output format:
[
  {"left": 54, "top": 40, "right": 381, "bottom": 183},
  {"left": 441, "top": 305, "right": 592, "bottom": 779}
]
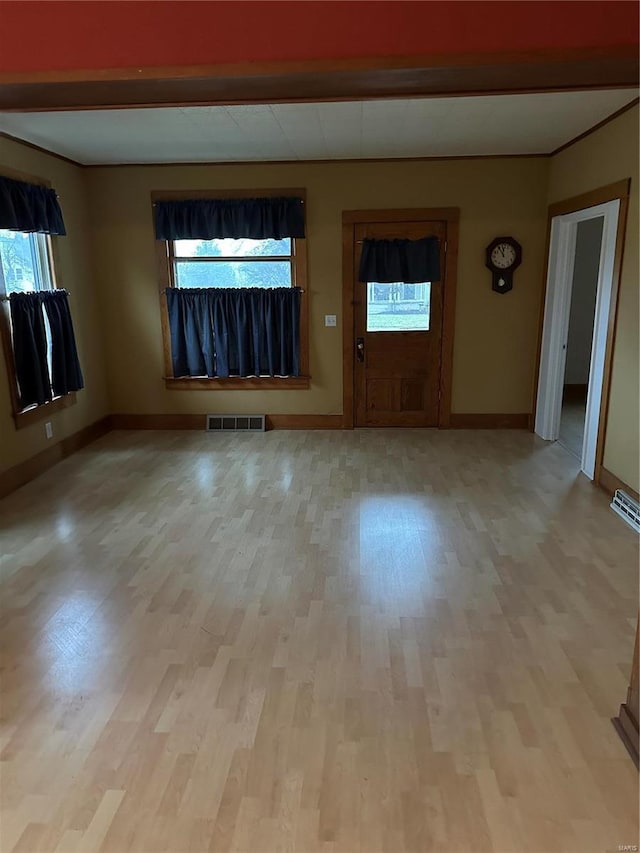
[
  {"left": 558, "top": 215, "right": 604, "bottom": 458},
  {"left": 535, "top": 190, "right": 624, "bottom": 481}
]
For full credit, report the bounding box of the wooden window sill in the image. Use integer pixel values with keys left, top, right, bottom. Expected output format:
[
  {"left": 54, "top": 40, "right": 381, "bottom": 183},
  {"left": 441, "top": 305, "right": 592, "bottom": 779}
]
[
  {"left": 14, "top": 392, "right": 77, "bottom": 429},
  {"left": 164, "top": 376, "right": 310, "bottom": 390}
]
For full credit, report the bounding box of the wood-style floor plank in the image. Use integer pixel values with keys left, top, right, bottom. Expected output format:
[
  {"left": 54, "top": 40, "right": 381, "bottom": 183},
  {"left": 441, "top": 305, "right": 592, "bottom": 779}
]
[{"left": 0, "top": 429, "right": 638, "bottom": 852}]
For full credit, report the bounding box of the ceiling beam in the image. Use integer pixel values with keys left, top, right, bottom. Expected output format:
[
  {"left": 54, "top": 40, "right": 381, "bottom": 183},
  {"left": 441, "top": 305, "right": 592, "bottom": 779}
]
[{"left": 0, "top": 47, "right": 637, "bottom": 112}]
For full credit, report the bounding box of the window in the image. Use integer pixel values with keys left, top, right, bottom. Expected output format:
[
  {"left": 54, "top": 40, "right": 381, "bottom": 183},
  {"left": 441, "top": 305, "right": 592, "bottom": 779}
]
[
  {"left": 0, "top": 229, "right": 76, "bottom": 426},
  {"left": 0, "top": 229, "right": 53, "bottom": 294},
  {"left": 154, "top": 189, "right": 309, "bottom": 389},
  {"left": 366, "top": 281, "right": 431, "bottom": 332},
  {"left": 0, "top": 171, "right": 81, "bottom": 427},
  {"left": 172, "top": 238, "right": 295, "bottom": 289},
  {"left": 0, "top": 228, "right": 55, "bottom": 389}
]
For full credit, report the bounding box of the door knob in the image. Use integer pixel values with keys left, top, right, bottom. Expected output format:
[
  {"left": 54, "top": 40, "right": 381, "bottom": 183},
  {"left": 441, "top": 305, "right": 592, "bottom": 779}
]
[{"left": 356, "top": 337, "right": 365, "bottom": 362}]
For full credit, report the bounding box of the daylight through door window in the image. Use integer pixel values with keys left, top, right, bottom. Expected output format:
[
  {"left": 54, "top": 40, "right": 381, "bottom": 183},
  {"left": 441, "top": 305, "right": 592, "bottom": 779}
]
[{"left": 366, "top": 281, "right": 431, "bottom": 332}]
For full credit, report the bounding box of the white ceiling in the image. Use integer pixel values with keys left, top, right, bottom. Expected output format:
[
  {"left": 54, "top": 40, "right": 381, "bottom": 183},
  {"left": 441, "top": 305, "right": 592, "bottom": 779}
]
[{"left": 1, "top": 89, "right": 636, "bottom": 165}]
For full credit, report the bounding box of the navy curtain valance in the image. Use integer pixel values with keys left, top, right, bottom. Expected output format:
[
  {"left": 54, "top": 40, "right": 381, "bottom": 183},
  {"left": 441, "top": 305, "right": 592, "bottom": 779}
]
[
  {"left": 166, "top": 287, "right": 301, "bottom": 379},
  {"left": 358, "top": 236, "right": 440, "bottom": 283},
  {"left": 0, "top": 176, "right": 66, "bottom": 235},
  {"left": 155, "top": 196, "right": 305, "bottom": 241}
]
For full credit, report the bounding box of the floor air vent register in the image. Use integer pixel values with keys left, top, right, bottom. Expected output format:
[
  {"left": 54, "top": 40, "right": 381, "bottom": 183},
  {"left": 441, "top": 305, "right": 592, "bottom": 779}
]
[
  {"left": 206, "top": 414, "right": 266, "bottom": 432},
  {"left": 610, "top": 489, "right": 640, "bottom": 533}
]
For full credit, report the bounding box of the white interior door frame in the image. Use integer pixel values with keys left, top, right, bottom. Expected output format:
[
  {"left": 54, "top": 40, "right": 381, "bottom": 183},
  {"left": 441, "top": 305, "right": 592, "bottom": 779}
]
[{"left": 534, "top": 198, "right": 620, "bottom": 480}]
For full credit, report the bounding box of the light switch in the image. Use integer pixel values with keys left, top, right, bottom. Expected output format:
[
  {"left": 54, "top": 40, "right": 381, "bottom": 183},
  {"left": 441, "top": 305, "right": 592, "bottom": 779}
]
[{"left": 325, "top": 315, "right": 337, "bottom": 327}]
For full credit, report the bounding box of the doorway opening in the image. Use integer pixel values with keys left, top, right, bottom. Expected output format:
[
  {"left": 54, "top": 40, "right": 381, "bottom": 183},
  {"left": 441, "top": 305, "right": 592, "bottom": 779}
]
[
  {"left": 534, "top": 181, "right": 629, "bottom": 481},
  {"left": 558, "top": 215, "right": 604, "bottom": 459}
]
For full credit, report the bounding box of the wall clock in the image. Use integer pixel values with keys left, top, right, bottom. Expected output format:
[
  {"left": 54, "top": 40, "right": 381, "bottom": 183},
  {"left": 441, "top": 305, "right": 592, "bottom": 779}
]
[{"left": 485, "top": 237, "right": 522, "bottom": 294}]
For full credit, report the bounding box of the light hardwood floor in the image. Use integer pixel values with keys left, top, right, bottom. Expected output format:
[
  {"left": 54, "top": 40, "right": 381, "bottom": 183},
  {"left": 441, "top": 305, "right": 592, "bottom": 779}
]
[
  {"left": 0, "top": 429, "right": 638, "bottom": 853},
  {"left": 559, "top": 398, "right": 587, "bottom": 461}
]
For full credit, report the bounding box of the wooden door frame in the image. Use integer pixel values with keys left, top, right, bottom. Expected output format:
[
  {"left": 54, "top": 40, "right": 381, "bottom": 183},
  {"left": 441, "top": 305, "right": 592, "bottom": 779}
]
[
  {"left": 530, "top": 178, "right": 630, "bottom": 486},
  {"left": 341, "top": 207, "right": 459, "bottom": 429}
]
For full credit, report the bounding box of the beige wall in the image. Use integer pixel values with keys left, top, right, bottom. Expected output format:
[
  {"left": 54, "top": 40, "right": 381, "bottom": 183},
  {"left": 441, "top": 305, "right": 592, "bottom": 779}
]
[
  {"left": 0, "top": 146, "right": 553, "bottom": 476},
  {"left": 87, "top": 157, "right": 549, "bottom": 417},
  {"left": 549, "top": 104, "right": 639, "bottom": 491},
  {"left": 4, "top": 107, "right": 635, "bottom": 492},
  {"left": 0, "top": 137, "right": 108, "bottom": 473}
]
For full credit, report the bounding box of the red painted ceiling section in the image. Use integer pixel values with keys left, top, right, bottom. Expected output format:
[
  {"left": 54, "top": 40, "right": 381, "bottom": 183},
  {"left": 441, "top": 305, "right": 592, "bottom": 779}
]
[{"left": 0, "top": 1, "right": 638, "bottom": 75}]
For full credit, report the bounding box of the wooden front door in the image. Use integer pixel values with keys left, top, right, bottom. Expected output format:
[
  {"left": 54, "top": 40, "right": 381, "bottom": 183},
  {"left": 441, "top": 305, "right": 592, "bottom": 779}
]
[{"left": 353, "top": 219, "right": 447, "bottom": 427}]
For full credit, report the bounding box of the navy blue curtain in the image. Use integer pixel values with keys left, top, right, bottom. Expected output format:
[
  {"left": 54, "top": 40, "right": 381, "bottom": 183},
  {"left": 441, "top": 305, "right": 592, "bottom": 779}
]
[
  {"left": 154, "top": 196, "right": 305, "bottom": 240},
  {"left": 8, "top": 290, "right": 83, "bottom": 407},
  {"left": 9, "top": 292, "right": 52, "bottom": 407},
  {"left": 0, "top": 176, "right": 66, "bottom": 235},
  {"left": 41, "top": 290, "right": 84, "bottom": 396},
  {"left": 166, "top": 287, "right": 301, "bottom": 378},
  {"left": 358, "top": 236, "right": 440, "bottom": 283}
]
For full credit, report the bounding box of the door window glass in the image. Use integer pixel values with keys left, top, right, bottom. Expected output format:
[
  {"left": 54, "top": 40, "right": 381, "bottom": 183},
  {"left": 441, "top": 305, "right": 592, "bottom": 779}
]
[{"left": 366, "top": 281, "right": 431, "bottom": 332}]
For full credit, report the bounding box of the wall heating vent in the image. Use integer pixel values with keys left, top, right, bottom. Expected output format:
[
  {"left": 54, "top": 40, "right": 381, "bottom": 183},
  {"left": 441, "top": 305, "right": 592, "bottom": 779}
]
[
  {"left": 610, "top": 489, "right": 640, "bottom": 533},
  {"left": 206, "top": 414, "right": 266, "bottom": 432}
]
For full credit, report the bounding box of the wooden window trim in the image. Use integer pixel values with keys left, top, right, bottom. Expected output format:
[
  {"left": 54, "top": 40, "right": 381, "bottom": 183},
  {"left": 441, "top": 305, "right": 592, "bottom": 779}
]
[
  {"left": 164, "top": 377, "right": 309, "bottom": 390},
  {"left": 153, "top": 187, "right": 310, "bottom": 391},
  {"left": 0, "top": 167, "right": 77, "bottom": 428},
  {"left": 12, "top": 393, "right": 77, "bottom": 429}
]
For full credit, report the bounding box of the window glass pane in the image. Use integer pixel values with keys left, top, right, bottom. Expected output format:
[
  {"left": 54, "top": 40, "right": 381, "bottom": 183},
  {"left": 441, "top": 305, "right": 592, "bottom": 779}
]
[
  {"left": 366, "top": 282, "right": 431, "bottom": 332},
  {"left": 0, "top": 229, "right": 51, "bottom": 294},
  {"left": 174, "top": 238, "right": 291, "bottom": 258},
  {"left": 175, "top": 260, "right": 292, "bottom": 289},
  {"left": 0, "top": 230, "right": 54, "bottom": 393}
]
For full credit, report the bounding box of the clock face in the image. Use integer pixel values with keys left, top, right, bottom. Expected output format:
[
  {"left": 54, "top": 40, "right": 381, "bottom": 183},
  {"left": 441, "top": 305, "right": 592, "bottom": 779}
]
[{"left": 490, "top": 242, "right": 517, "bottom": 269}]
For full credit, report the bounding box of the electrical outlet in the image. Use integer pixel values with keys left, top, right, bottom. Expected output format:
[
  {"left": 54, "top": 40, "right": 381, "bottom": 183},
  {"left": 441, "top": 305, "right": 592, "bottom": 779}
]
[
  {"left": 325, "top": 315, "right": 337, "bottom": 327},
  {"left": 45, "top": 421, "right": 53, "bottom": 439}
]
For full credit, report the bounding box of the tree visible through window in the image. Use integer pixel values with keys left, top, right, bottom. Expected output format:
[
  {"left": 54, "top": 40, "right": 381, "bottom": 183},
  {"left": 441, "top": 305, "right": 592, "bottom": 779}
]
[
  {"left": 0, "top": 229, "right": 53, "bottom": 294},
  {"left": 172, "top": 237, "right": 294, "bottom": 289},
  {"left": 154, "top": 189, "right": 309, "bottom": 387},
  {"left": 0, "top": 228, "right": 55, "bottom": 382}
]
